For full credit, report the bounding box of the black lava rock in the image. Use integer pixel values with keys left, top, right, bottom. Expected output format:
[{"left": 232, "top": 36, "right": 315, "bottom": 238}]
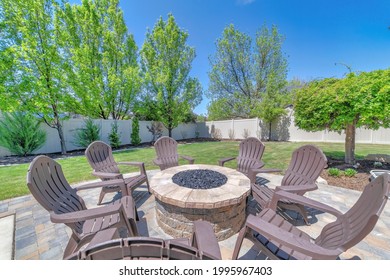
[{"left": 172, "top": 169, "right": 228, "bottom": 189}]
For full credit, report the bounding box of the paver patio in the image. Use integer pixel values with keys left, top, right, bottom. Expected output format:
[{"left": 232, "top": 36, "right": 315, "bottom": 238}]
[{"left": 0, "top": 170, "right": 389, "bottom": 260}]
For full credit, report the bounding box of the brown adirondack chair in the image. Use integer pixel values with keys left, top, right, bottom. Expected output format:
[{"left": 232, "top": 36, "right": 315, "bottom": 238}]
[
  {"left": 153, "top": 136, "right": 194, "bottom": 170},
  {"left": 66, "top": 220, "right": 222, "bottom": 260},
  {"left": 85, "top": 141, "right": 150, "bottom": 205},
  {"left": 250, "top": 144, "right": 327, "bottom": 225},
  {"left": 219, "top": 137, "right": 280, "bottom": 182},
  {"left": 26, "top": 155, "right": 139, "bottom": 259},
  {"left": 233, "top": 173, "right": 390, "bottom": 260}
]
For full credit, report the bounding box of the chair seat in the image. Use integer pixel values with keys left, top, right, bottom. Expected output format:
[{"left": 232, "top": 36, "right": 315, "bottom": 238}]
[
  {"left": 124, "top": 174, "right": 148, "bottom": 191},
  {"left": 252, "top": 209, "right": 313, "bottom": 260},
  {"left": 82, "top": 196, "right": 138, "bottom": 237},
  {"left": 252, "top": 185, "right": 294, "bottom": 208}
]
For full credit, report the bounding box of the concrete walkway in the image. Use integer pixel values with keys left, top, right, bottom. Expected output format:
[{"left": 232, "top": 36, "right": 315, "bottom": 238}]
[{"left": 0, "top": 170, "right": 389, "bottom": 260}]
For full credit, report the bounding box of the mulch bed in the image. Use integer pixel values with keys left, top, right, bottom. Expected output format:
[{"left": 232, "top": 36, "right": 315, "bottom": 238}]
[{"left": 321, "top": 158, "right": 390, "bottom": 191}]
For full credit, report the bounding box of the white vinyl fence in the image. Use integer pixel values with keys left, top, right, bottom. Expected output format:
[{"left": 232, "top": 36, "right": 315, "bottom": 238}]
[
  {"left": 0, "top": 119, "right": 198, "bottom": 156},
  {"left": 0, "top": 109, "right": 389, "bottom": 156},
  {"left": 199, "top": 108, "right": 390, "bottom": 144}
]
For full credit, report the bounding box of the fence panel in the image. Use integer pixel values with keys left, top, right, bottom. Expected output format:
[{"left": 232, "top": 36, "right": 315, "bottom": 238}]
[{"left": 1, "top": 114, "right": 389, "bottom": 157}]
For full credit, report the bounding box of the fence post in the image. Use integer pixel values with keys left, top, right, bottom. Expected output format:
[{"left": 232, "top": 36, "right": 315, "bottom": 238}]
[
  {"left": 255, "top": 117, "right": 259, "bottom": 139},
  {"left": 232, "top": 119, "right": 235, "bottom": 139}
]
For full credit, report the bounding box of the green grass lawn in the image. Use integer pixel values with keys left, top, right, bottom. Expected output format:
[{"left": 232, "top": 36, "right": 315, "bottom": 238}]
[{"left": 0, "top": 140, "right": 389, "bottom": 201}]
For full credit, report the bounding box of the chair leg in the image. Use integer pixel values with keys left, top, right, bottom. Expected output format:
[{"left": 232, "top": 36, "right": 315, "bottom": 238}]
[
  {"left": 63, "top": 234, "right": 79, "bottom": 259},
  {"left": 232, "top": 226, "right": 248, "bottom": 260},
  {"left": 97, "top": 189, "right": 106, "bottom": 205},
  {"left": 297, "top": 205, "right": 310, "bottom": 225},
  {"left": 145, "top": 177, "right": 151, "bottom": 194}
]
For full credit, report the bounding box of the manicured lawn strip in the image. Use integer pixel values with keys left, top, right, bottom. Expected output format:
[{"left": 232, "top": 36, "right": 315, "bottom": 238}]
[{"left": 0, "top": 141, "right": 389, "bottom": 201}]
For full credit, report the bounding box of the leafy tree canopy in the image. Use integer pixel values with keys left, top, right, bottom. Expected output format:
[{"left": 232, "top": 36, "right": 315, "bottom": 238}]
[
  {"left": 140, "top": 14, "right": 202, "bottom": 137},
  {"left": 207, "top": 23, "right": 288, "bottom": 125},
  {"left": 294, "top": 69, "right": 390, "bottom": 163},
  {"left": 0, "top": 0, "right": 75, "bottom": 154},
  {"left": 56, "top": 0, "right": 141, "bottom": 120}
]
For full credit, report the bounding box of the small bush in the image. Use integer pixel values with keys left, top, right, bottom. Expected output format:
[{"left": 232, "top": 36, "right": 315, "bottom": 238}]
[
  {"left": 242, "top": 128, "right": 250, "bottom": 139},
  {"left": 108, "top": 121, "right": 121, "bottom": 149},
  {"left": 344, "top": 168, "right": 357, "bottom": 177},
  {"left": 228, "top": 129, "right": 235, "bottom": 140},
  {"left": 74, "top": 118, "right": 100, "bottom": 148},
  {"left": 147, "top": 121, "right": 163, "bottom": 143},
  {"left": 131, "top": 117, "right": 141, "bottom": 145},
  {"left": 374, "top": 161, "right": 383, "bottom": 168},
  {"left": 0, "top": 112, "right": 46, "bottom": 156},
  {"left": 212, "top": 128, "right": 222, "bottom": 140},
  {"left": 328, "top": 167, "right": 342, "bottom": 177}
]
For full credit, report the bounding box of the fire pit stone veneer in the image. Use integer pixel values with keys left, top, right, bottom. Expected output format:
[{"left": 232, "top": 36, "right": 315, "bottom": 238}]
[{"left": 150, "top": 164, "right": 251, "bottom": 241}]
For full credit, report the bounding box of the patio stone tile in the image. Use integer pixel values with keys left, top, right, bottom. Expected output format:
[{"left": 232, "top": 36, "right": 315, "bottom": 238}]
[
  {"left": 39, "top": 245, "right": 63, "bottom": 260},
  {"left": 16, "top": 210, "right": 33, "bottom": 221},
  {"left": 3, "top": 169, "right": 389, "bottom": 260},
  {"left": 15, "top": 243, "right": 39, "bottom": 260},
  {"left": 15, "top": 235, "right": 37, "bottom": 250},
  {"left": 15, "top": 225, "right": 35, "bottom": 239},
  {"left": 0, "top": 204, "right": 8, "bottom": 213},
  {"left": 8, "top": 196, "right": 31, "bottom": 206}
]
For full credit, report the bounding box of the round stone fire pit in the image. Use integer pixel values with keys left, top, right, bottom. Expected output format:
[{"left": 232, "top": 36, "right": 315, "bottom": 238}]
[{"left": 150, "top": 164, "right": 251, "bottom": 241}]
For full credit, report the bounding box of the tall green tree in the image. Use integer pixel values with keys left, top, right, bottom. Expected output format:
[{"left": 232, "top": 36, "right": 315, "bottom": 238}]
[
  {"left": 294, "top": 69, "right": 390, "bottom": 164},
  {"left": 140, "top": 14, "right": 202, "bottom": 137},
  {"left": 0, "top": 0, "right": 74, "bottom": 154},
  {"left": 56, "top": 0, "right": 141, "bottom": 119},
  {"left": 208, "top": 24, "right": 288, "bottom": 132}
]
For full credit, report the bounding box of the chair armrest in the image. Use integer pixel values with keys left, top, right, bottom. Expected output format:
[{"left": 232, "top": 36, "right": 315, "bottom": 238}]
[
  {"left": 250, "top": 161, "right": 266, "bottom": 170},
  {"left": 218, "top": 157, "right": 236, "bottom": 166},
  {"left": 91, "top": 171, "right": 121, "bottom": 180},
  {"left": 118, "top": 161, "right": 147, "bottom": 175},
  {"left": 275, "top": 184, "right": 318, "bottom": 193},
  {"left": 50, "top": 202, "right": 125, "bottom": 224},
  {"left": 269, "top": 190, "right": 343, "bottom": 218},
  {"left": 153, "top": 158, "right": 163, "bottom": 166},
  {"left": 245, "top": 213, "right": 343, "bottom": 259},
  {"left": 74, "top": 179, "right": 126, "bottom": 193},
  {"left": 191, "top": 220, "right": 221, "bottom": 260},
  {"left": 179, "top": 155, "right": 194, "bottom": 164},
  {"left": 248, "top": 167, "right": 282, "bottom": 184}
]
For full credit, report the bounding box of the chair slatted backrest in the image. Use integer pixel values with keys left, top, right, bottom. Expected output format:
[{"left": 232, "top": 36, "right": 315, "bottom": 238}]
[
  {"left": 281, "top": 145, "right": 327, "bottom": 194},
  {"left": 73, "top": 237, "right": 208, "bottom": 260},
  {"left": 236, "top": 137, "right": 265, "bottom": 174},
  {"left": 166, "top": 240, "right": 199, "bottom": 260},
  {"left": 315, "top": 173, "right": 389, "bottom": 251},
  {"left": 81, "top": 237, "right": 165, "bottom": 260},
  {"left": 27, "top": 156, "right": 87, "bottom": 234},
  {"left": 85, "top": 141, "right": 121, "bottom": 175},
  {"left": 154, "top": 136, "right": 180, "bottom": 170}
]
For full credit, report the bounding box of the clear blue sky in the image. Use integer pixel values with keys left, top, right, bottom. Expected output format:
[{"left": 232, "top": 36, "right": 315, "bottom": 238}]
[{"left": 74, "top": 0, "right": 390, "bottom": 115}]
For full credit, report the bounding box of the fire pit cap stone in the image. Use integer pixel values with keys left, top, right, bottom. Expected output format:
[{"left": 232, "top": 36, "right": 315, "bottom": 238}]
[{"left": 150, "top": 164, "right": 251, "bottom": 209}]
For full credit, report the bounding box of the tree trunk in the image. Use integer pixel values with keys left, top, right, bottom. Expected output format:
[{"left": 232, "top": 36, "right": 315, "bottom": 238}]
[
  {"left": 168, "top": 128, "right": 172, "bottom": 137},
  {"left": 55, "top": 117, "right": 67, "bottom": 155},
  {"left": 268, "top": 122, "right": 272, "bottom": 141},
  {"left": 345, "top": 121, "right": 356, "bottom": 164}
]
